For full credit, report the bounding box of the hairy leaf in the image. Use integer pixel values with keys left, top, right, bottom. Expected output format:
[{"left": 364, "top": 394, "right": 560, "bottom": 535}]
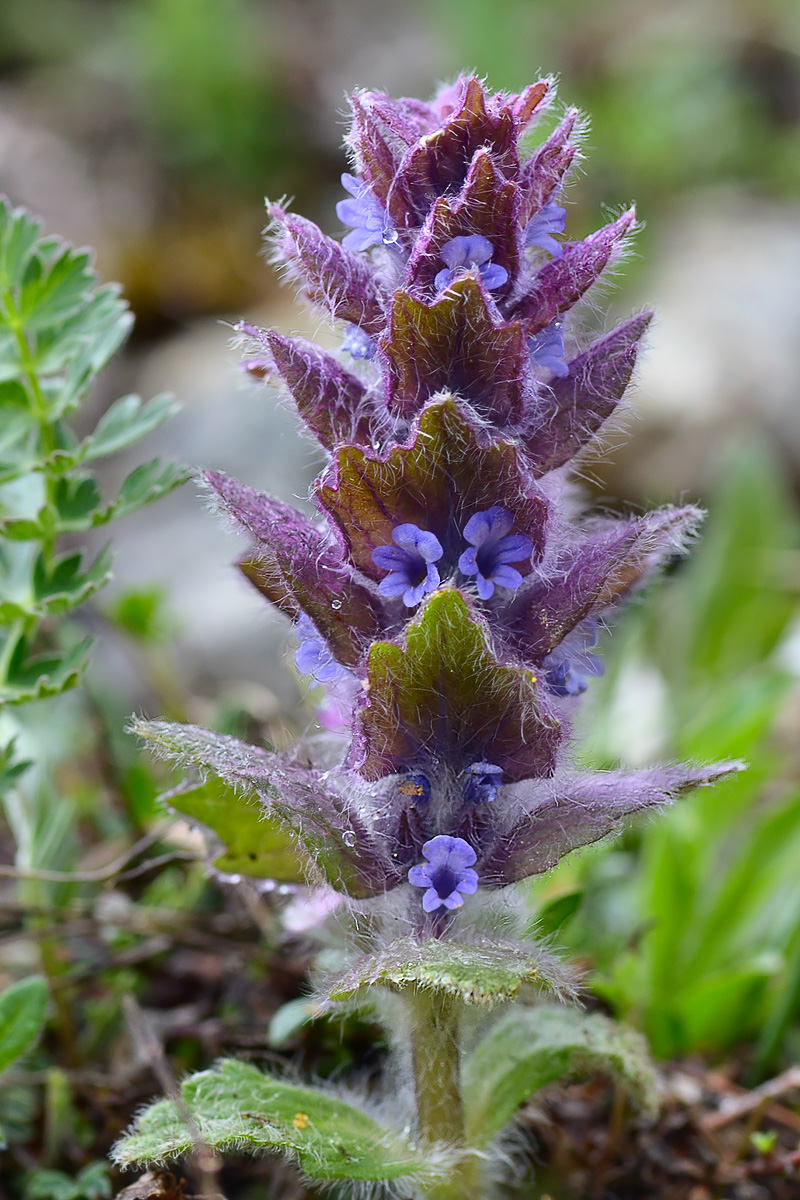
[
  {"left": 114, "top": 1058, "right": 436, "bottom": 1182},
  {"left": 134, "top": 720, "right": 392, "bottom": 898},
  {"left": 318, "top": 396, "right": 547, "bottom": 580},
  {"left": 322, "top": 937, "right": 571, "bottom": 1008},
  {"left": 463, "top": 1004, "right": 657, "bottom": 1144}
]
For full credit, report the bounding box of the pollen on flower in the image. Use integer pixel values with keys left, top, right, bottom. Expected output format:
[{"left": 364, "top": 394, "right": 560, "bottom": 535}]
[
  {"left": 458, "top": 506, "right": 533, "bottom": 600},
  {"left": 371, "top": 524, "right": 444, "bottom": 607},
  {"left": 398, "top": 773, "right": 431, "bottom": 803},
  {"left": 292, "top": 1112, "right": 309, "bottom": 1130}
]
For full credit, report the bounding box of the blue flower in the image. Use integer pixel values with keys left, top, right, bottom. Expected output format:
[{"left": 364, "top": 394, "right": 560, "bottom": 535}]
[
  {"left": 458, "top": 506, "right": 533, "bottom": 600},
  {"left": 528, "top": 320, "right": 569, "bottom": 378},
  {"left": 524, "top": 198, "right": 566, "bottom": 257},
  {"left": 341, "top": 323, "right": 377, "bottom": 360},
  {"left": 543, "top": 622, "right": 605, "bottom": 697},
  {"left": 372, "top": 524, "right": 444, "bottom": 607},
  {"left": 397, "top": 772, "right": 432, "bottom": 805},
  {"left": 336, "top": 173, "right": 396, "bottom": 251},
  {"left": 294, "top": 614, "right": 348, "bottom": 683},
  {"left": 408, "top": 835, "right": 479, "bottom": 912},
  {"left": 434, "top": 235, "right": 508, "bottom": 293},
  {"left": 461, "top": 761, "right": 503, "bottom": 804}
]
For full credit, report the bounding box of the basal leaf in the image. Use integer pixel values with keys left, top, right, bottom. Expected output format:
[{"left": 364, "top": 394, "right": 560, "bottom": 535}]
[
  {"left": 462, "top": 1004, "right": 657, "bottom": 1145},
  {"left": 114, "top": 1059, "right": 436, "bottom": 1183}
]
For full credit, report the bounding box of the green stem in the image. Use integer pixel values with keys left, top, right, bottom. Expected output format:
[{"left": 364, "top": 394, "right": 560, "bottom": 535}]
[
  {"left": 408, "top": 987, "right": 463, "bottom": 1147},
  {"left": 8, "top": 306, "right": 58, "bottom": 564},
  {"left": 405, "top": 988, "right": 485, "bottom": 1200}
]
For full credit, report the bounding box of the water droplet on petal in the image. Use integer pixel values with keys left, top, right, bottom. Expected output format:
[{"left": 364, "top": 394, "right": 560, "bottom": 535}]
[
  {"left": 382, "top": 227, "right": 399, "bottom": 245},
  {"left": 331, "top": 599, "right": 342, "bottom": 610},
  {"left": 343, "top": 830, "right": 357, "bottom": 847}
]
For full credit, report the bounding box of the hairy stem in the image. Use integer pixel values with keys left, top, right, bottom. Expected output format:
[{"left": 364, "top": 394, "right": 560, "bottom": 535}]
[
  {"left": 405, "top": 988, "right": 486, "bottom": 1198},
  {"left": 408, "top": 987, "right": 464, "bottom": 1147}
]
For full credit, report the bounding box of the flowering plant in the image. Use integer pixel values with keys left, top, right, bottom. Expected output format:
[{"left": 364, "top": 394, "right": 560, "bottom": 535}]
[{"left": 116, "top": 75, "right": 740, "bottom": 1198}]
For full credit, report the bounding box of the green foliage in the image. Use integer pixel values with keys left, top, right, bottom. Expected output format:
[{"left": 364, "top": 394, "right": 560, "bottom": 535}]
[
  {"left": 0, "top": 976, "right": 48, "bottom": 1074},
  {"left": 126, "top": 0, "right": 298, "bottom": 190},
  {"left": 23, "top": 1162, "right": 111, "bottom": 1200},
  {"left": 537, "top": 445, "right": 800, "bottom": 1066},
  {"left": 162, "top": 776, "right": 306, "bottom": 882},
  {"left": 0, "top": 198, "right": 187, "bottom": 712},
  {"left": 114, "top": 1058, "right": 437, "bottom": 1183},
  {"left": 462, "top": 1004, "right": 657, "bottom": 1145}
]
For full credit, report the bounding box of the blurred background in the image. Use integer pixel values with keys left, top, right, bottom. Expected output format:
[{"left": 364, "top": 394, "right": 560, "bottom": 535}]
[{"left": 2, "top": 2, "right": 800, "bottom": 1195}]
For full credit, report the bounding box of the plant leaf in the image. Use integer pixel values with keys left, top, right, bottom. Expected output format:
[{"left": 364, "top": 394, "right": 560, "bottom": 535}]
[
  {"left": 113, "top": 1058, "right": 436, "bottom": 1183},
  {"left": 0, "top": 635, "right": 92, "bottom": 705},
  {"left": 317, "top": 396, "right": 548, "bottom": 581},
  {"left": 0, "top": 976, "right": 48, "bottom": 1074},
  {"left": 162, "top": 776, "right": 307, "bottom": 882},
  {"left": 322, "top": 937, "right": 572, "bottom": 1008},
  {"left": 134, "top": 720, "right": 392, "bottom": 898},
  {"left": 0, "top": 546, "right": 114, "bottom": 622},
  {"left": 81, "top": 393, "right": 179, "bottom": 462},
  {"left": 462, "top": 1004, "right": 657, "bottom": 1145}
]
